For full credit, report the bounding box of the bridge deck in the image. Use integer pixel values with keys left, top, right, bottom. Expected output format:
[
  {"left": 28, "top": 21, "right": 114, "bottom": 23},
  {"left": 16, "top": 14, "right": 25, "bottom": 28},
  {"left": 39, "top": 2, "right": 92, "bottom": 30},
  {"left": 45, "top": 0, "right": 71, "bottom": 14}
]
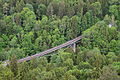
[{"left": 18, "top": 36, "right": 82, "bottom": 63}]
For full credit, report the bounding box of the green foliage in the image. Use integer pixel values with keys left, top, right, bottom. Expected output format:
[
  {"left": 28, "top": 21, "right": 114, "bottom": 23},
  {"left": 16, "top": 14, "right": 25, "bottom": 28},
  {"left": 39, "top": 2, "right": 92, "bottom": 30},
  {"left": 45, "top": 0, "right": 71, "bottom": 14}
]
[
  {"left": 82, "top": 21, "right": 119, "bottom": 54},
  {"left": 36, "top": 4, "right": 46, "bottom": 19},
  {"left": 0, "top": 0, "right": 120, "bottom": 80},
  {"left": 109, "top": 5, "right": 119, "bottom": 19},
  {"left": 90, "top": 2, "right": 102, "bottom": 17},
  {"left": 9, "top": 55, "right": 18, "bottom": 77},
  {"left": 0, "top": 65, "right": 14, "bottom": 80},
  {"left": 99, "top": 66, "right": 120, "bottom": 80},
  {"left": 106, "top": 52, "right": 117, "bottom": 64},
  {"left": 15, "top": 0, "right": 25, "bottom": 12},
  {"left": 112, "top": 62, "right": 120, "bottom": 74},
  {"left": 25, "top": 3, "right": 34, "bottom": 11}
]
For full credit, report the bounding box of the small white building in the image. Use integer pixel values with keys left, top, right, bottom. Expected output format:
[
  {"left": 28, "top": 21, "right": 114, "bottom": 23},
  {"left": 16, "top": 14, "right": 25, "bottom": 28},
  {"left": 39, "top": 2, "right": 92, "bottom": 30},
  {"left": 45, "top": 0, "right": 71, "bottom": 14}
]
[{"left": 108, "top": 23, "right": 114, "bottom": 28}]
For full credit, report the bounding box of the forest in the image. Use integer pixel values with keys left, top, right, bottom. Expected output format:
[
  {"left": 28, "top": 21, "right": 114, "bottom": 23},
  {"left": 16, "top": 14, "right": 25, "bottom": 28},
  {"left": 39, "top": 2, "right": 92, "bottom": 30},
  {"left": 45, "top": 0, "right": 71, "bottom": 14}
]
[{"left": 0, "top": 0, "right": 120, "bottom": 80}]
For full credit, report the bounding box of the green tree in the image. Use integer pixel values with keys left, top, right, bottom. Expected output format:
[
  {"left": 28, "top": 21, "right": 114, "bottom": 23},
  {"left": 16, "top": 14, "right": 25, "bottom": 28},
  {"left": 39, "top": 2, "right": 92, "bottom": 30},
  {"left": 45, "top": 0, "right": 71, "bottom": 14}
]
[
  {"left": 3, "top": 3, "right": 10, "bottom": 15},
  {"left": 58, "top": 1, "right": 65, "bottom": 18},
  {"left": 46, "top": 3, "right": 54, "bottom": 17},
  {"left": 66, "top": 4, "right": 75, "bottom": 17},
  {"left": 9, "top": 55, "right": 18, "bottom": 77},
  {"left": 90, "top": 2, "right": 102, "bottom": 17},
  {"left": 109, "top": 5, "right": 119, "bottom": 19},
  {"left": 21, "top": 31, "right": 34, "bottom": 55},
  {"left": 99, "top": 66, "right": 120, "bottom": 80},
  {"left": 0, "top": 20, "right": 7, "bottom": 35},
  {"left": 36, "top": 4, "right": 46, "bottom": 19},
  {"left": 53, "top": 67, "right": 67, "bottom": 79},
  {"left": 112, "top": 62, "right": 120, "bottom": 75},
  {"left": 0, "top": 65, "right": 14, "bottom": 80},
  {"left": 62, "top": 72, "right": 77, "bottom": 80},
  {"left": 106, "top": 52, "right": 117, "bottom": 64},
  {"left": 20, "top": 8, "right": 36, "bottom": 31},
  {"left": 15, "top": 0, "right": 25, "bottom": 12},
  {"left": 16, "top": 62, "right": 30, "bottom": 80},
  {"left": 66, "top": 16, "right": 79, "bottom": 39},
  {"left": 25, "top": 3, "right": 34, "bottom": 11}
]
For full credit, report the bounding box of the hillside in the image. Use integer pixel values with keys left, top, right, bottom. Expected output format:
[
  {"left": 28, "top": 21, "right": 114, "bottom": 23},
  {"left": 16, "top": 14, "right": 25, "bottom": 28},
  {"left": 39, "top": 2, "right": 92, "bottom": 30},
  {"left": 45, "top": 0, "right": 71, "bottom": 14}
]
[{"left": 0, "top": 0, "right": 120, "bottom": 80}]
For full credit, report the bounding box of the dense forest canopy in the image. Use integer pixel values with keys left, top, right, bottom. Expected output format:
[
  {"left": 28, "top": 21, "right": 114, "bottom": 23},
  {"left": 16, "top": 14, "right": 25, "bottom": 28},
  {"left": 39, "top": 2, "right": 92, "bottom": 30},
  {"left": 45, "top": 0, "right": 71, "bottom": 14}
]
[{"left": 0, "top": 0, "right": 120, "bottom": 80}]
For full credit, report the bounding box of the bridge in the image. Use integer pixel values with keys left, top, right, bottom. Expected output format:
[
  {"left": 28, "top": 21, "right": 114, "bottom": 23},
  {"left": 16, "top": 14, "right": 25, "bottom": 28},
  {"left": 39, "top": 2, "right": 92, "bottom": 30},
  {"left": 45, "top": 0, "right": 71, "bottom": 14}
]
[{"left": 3, "top": 36, "right": 82, "bottom": 65}]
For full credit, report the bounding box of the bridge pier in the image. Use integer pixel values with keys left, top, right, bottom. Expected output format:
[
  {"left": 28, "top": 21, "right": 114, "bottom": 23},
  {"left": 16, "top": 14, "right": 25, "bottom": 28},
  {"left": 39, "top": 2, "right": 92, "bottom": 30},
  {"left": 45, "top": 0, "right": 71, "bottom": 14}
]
[{"left": 73, "top": 43, "right": 76, "bottom": 53}]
